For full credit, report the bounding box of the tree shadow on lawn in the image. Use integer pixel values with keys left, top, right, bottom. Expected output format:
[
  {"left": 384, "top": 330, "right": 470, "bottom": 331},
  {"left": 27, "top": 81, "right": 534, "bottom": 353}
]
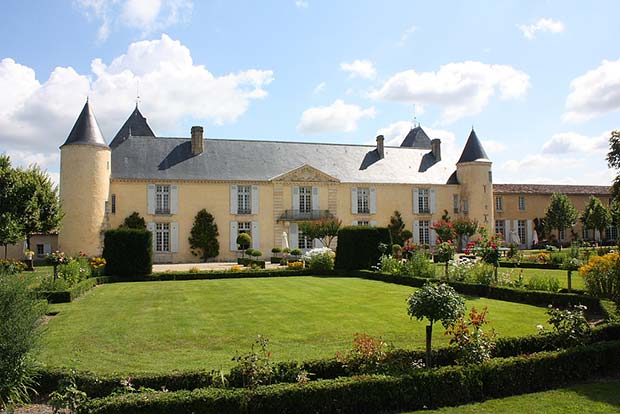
[{"left": 570, "top": 378, "right": 620, "bottom": 408}]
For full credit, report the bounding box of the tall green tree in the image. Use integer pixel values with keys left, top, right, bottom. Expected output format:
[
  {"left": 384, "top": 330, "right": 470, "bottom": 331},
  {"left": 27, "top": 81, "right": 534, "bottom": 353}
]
[
  {"left": 188, "top": 209, "right": 220, "bottom": 261},
  {"left": 545, "top": 193, "right": 579, "bottom": 248},
  {"left": 388, "top": 211, "right": 405, "bottom": 245},
  {"left": 0, "top": 214, "right": 23, "bottom": 259},
  {"left": 0, "top": 157, "right": 24, "bottom": 257},
  {"left": 581, "top": 196, "right": 611, "bottom": 243},
  {"left": 608, "top": 130, "right": 620, "bottom": 200},
  {"left": 611, "top": 199, "right": 620, "bottom": 248}
]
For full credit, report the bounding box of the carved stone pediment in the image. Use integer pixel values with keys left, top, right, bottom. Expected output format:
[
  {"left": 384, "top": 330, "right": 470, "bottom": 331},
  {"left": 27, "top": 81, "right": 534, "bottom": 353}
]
[{"left": 271, "top": 164, "right": 340, "bottom": 183}]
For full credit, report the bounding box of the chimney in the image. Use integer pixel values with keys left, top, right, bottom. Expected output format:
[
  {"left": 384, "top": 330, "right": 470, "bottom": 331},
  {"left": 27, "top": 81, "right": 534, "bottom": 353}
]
[
  {"left": 431, "top": 138, "right": 441, "bottom": 161},
  {"left": 376, "top": 135, "right": 385, "bottom": 159},
  {"left": 191, "top": 126, "right": 204, "bottom": 155}
]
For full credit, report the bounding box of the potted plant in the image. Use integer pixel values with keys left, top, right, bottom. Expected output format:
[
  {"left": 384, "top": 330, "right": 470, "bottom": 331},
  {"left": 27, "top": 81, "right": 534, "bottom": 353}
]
[
  {"left": 24, "top": 249, "right": 35, "bottom": 271},
  {"left": 250, "top": 249, "right": 265, "bottom": 268},
  {"left": 271, "top": 247, "right": 282, "bottom": 264}
]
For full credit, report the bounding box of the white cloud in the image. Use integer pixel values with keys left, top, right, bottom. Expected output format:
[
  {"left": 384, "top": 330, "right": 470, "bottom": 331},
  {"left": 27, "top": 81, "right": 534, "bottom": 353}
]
[
  {"left": 295, "top": 0, "right": 309, "bottom": 8},
  {"left": 370, "top": 61, "right": 530, "bottom": 123},
  {"left": 542, "top": 131, "right": 610, "bottom": 155},
  {"left": 481, "top": 140, "right": 506, "bottom": 154},
  {"left": 312, "top": 81, "right": 326, "bottom": 94},
  {"left": 340, "top": 59, "right": 377, "bottom": 79},
  {"left": 563, "top": 59, "right": 620, "bottom": 122},
  {"left": 397, "top": 25, "right": 417, "bottom": 47},
  {"left": 297, "top": 99, "right": 375, "bottom": 134},
  {"left": 75, "top": 0, "right": 192, "bottom": 40},
  {"left": 0, "top": 34, "right": 273, "bottom": 162},
  {"left": 518, "top": 18, "right": 564, "bottom": 40}
]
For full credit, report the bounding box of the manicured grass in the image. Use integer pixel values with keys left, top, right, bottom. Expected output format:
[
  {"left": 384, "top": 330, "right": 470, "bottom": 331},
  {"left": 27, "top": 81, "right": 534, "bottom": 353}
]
[
  {"left": 406, "top": 379, "right": 620, "bottom": 413},
  {"left": 501, "top": 267, "right": 586, "bottom": 291},
  {"left": 39, "top": 277, "right": 549, "bottom": 374}
]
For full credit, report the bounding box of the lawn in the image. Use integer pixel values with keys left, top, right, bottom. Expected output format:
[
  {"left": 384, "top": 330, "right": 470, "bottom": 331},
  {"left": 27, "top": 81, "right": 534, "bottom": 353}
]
[
  {"left": 406, "top": 379, "right": 620, "bottom": 413},
  {"left": 39, "top": 277, "right": 549, "bottom": 374}
]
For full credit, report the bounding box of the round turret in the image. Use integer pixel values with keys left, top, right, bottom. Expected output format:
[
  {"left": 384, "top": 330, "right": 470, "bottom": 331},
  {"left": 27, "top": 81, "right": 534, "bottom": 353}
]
[
  {"left": 58, "top": 100, "right": 111, "bottom": 256},
  {"left": 456, "top": 129, "right": 494, "bottom": 227}
]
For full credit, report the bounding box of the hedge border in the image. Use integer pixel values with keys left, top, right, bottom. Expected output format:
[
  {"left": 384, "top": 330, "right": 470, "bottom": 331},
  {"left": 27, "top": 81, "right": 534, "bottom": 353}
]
[
  {"left": 36, "top": 276, "right": 112, "bottom": 304},
  {"left": 83, "top": 340, "right": 620, "bottom": 414},
  {"left": 499, "top": 261, "right": 560, "bottom": 270}
]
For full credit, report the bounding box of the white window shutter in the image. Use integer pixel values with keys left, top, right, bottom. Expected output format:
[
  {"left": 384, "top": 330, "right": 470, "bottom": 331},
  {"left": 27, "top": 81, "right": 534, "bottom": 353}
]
[
  {"left": 170, "top": 185, "right": 179, "bottom": 215},
  {"left": 289, "top": 223, "right": 299, "bottom": 249},
  {"left": 147, "top": 184, "right": 156, "bottom": 214},
  {"left": 413, "top": 221, "right": 420, "bottom": 243},
  {"left": 147, "top": 222, "right": 156, "bottom": 252},
  {"left": 430, "top": 188, "right": 437, "bottom": 214},
  {"left": 504, "top": 220, "right": 510, "bottom": 235},
  {"left": 369, "top": 187, "right": 377, "bottom": 214},
  {"left": 312, "top": 186, "right": 319, "bottom": 211},
  {"left": 230, "top": 221, "right": 238, "bottom": 251},
  {"left": 292, "top": 186, "right": 300, "bottom": 211},
  {"left": 230, "top": 185, "right": 238, "bottom": 214},
  {"left": 170, "top": 222, "right": 179, "bottom": 253},
  {"left": 370, "top": 220, "right": 377, "bottom": 227},
  {"left": 43, "top": 243, "right": 51, "bottom": 254},
  {"left": 252, "top": 221, "right": 260, "bottom": 249},
  {"left": 430, "top": 228, "right": 437, "bottom": 246},
  {"left": 413, "top": 188, "right": 419, "bottom": 214},
  {"left": 526, "top": 220, "right": 533, "bottom": 248},
  {"left": 513, "top": 220, "right": 519, "bottom": 244},
  {"left": 351, "top": 187, "right": 358, "bottom": 214},
  {"left": 251, "top": 186, "right": 259, "bottom": 214}
]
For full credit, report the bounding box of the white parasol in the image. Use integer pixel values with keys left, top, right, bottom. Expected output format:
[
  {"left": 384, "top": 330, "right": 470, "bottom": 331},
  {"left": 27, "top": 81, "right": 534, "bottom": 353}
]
[
  {"left": 532, "top": 230, "right": 539, "bottom": 246},
  {"left": 282, "top": 231, "right": 289, "bottom": 249},
  {"left": 510, "top": 230, "right": 521, "bottom": 245}
]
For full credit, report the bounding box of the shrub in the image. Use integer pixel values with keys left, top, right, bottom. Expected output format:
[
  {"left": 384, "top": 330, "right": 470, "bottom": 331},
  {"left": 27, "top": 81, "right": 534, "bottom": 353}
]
[
  {"left": 287, "top": 261, "right": 304, "bottom": 270},
  {"left": 335, "top": 226, "right": 392, "bottom": 270},
  {"left": 526, "top": 275, "right": 561, "bottom": 292},
  {"left": 230, "top": 335, "right": 273, "bottom": 388},
  {"left": 290, "top": 248, "right": 302, "bottom": 258},
  {"left": 120, "top": 212, "right": 146, "bottom": 230},
  {"left": 579, "top": 252, "right": 620, "bottom": 306},
  {"left": 544, "top": 304, "right": 590, "bottom": 345},
  {"left": 303, "top": 247, "right": 335, "bottom": 273},
  {"left": 271, "top": 247, "right": 281, "bottom": 255},
  {"left": 0, "top": 272, "right": 47, "bottom": 410},
  {"left": 103, "top": 229, "right": 152, "bottom": 277},
  {"left": 0, "top": 259, "right": 26, "bottom": 275},
  {"left": 250, "top": 250, "right": 262, "bottom": 258},
  {"left": 57, "top": 257, "right": 91, "bottom": 287},
  {"left": 236, "top": 233, "right": 252, "bottom": 252},
  {"left": 335, "top": 333, "right": 390, "bottom": 374},
  {"left": 188, "top": 209, "right": 219, "bottom": 261},
  {"left": 446, "top": 307, "right": 496, "bottom": 365},
  {"left": 89, "top": 257, "right": 106, "bottom": 277},
  {"left": 431, "top": 220, "right": 456, "bottom": 243}
]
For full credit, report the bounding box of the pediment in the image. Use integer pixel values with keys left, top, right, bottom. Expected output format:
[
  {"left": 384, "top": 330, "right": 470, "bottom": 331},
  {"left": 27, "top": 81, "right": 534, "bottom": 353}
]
[{"left": 271, "top": 164, "right": 340, "bottom": 183}]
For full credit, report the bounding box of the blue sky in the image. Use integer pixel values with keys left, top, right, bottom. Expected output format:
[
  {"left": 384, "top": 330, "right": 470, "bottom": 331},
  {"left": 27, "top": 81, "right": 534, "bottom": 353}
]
[{"left": 1, "top": 0, "right": 619, "bottom": 186}]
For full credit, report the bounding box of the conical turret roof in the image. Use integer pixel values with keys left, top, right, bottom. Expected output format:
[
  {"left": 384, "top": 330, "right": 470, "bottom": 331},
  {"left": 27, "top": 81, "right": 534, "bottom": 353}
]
[
  {"left": 62, "top": 100, "right": 107, "bottom": 147},
  {"left": 457, "top": 129, "right": 489, "bottom": 163},
  {"left": 110, "top": 105, "right": 155, "bottom": 148},
  {"left": 400, "top": 126, "right": 432, "bottom": 149}
]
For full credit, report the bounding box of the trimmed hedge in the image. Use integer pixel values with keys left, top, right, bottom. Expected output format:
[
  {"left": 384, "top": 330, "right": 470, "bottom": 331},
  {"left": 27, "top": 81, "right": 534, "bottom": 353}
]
[
  {"left": 351, "top": 270, "right": 606, "bottom": 317},
  {"left": 499, "top": 261, "right": 560, "bottom": 270},
  {"left": 36, "top": 276, "right": 111, "bottom": 303},
  {"left": 334, "top": 226, "right": 392, "bottom": 270},
  {"left": 83, "top": 341, "right": 620, "bottom": 414},
  {"left": 103, "top": 229, "right": 153, "bottom": 277}
]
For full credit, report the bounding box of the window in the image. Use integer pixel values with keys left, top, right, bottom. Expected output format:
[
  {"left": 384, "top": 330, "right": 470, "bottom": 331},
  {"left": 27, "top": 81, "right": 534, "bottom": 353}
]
[
  {"left": 298, "top": 229, "right": 313, "bottom": 249},
  {"left": 559, "top": 228, "right": 565, "bottom": 241},
  {"left": 606, "top": 226, "right": 618, "bottom": 241},
  {"left": 357, "top": 220, "right": 370, "bottom": 226},
  {"left": 357, "top": 188, "right": 370, "bottom": 214},
  {"left": 462, "top": 197, "right": 469, "bottom": 214},
  {"left": 488, "top": 171, "right": 493, "bottom": 183},
  {"left": 111, "top": 194, "right": 116, "bottom": 214},
  {"left": 156, "top": 185, "right": 170, "bottom": 214},
  {"left": 237, "top": 185, "right": 251, "bottom": 214},
  {"left": 419, "top": 220, "right": 430, "bottom": 245},
  {"left": 495, "top": 196, "right": 503, "bottom": 212},
  {"left": 238, "top": 221, "right": 251, "bottom": 236},
  {"left": 518, "top": 196, "right": 526, "bottom": 211},
  {"left": 495, "top": 220, "right": 505, "bottom": 239},
  {"left": 299, "top": 186, "right": 312, "bottom": 213},
  {"left": 418, "top": 189, "right": 430, "bottom": 214},
  {"left": 155, "top": 223, "right": 170, "bottom": 252},
  {"left": 517, "top": 220, "right": 526, "bottom": 244},
  {"left": 36, "top": 244, "right": 44, "bottom": 255},
  {"left": 453, "top": 194, "right": 459, "bottom": 213}
]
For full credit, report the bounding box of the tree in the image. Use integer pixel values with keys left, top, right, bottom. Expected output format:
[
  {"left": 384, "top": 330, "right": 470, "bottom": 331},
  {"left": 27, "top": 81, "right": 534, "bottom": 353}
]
[
  {"left": 0, "top": 213, "right": 22, "bottom": 259},
  {"left": 0, "top": 156, "right": 24, "bottom": 257},
  {"left": 545, "top": 193, "right": 578, "bottom": 249},
  {"left": 188, "top": 209, "right": 220, "bottom": 261},
  {"left": 453, "top": 218, "right": 478, "bottom": 251},
  {"left": 120, "top": 212, "right": 146, "bottom": 229},
  {"left": 298, "top": 218, "right": 341, "bottom": 248},
  {"left": 611, "top": 199, "right": 620, "bottom": 248},
  {"left": 533, "top": 217, "right": 547, "bottom": 240},
  {"left": 407, "top": 283, "right": 465, "bottom": 368},
  {"left": 581, "top": 196, "right": 611, "bottom": 243},
  {"left": 388, "top": 211, "right": 405, "bottom": 245},
  {"left": 236, "top": 233, "right": 252, "bottom": 257},
  {"left": 608, "top": 130, "right": 620, "bottom": 200}
]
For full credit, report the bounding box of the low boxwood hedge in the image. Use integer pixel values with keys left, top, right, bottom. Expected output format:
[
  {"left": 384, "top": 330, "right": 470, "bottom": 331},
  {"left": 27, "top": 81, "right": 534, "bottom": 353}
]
[
  {"left": 36, "top": 276, "right": 111, "bottom": 303},
  {"left": 499, "top": 261, "right": 560, "bottom": 270},
  {"left": 83, "top": 340, "right": 620, "bottom": 414}
]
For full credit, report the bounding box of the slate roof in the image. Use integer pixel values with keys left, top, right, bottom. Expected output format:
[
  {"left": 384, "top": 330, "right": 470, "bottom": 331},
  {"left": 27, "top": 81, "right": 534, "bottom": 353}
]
[
  {"left": 457, "top": 129, "right": 489, "bottom": 163},
  {"left": 111, "top": 136, "right": 455, "bottom": 184},
  {"left": 400, "top": 126, "right": 432, "bottom": 149},
  {"left": 61, "top": 100, "right": 108, "bottom": 148},
  {"left": 493, "top": 184, "right": 610, "bottom": 195},
  {"left": 109, "top": 106, "right": 155, "bottom": 148}
]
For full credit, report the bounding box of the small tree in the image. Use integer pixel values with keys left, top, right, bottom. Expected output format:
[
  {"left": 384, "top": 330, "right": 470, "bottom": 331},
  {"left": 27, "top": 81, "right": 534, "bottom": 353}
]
[
  {"left": 388, "top": 211, "right": 405, "bottom": 245},
  {"left": 236, "top": 233, "right": 252, "bottom": 257},
  {"left": 533, "top": 217, "right": 547, "bottom": 241},
  {"left": 120, "top": 212, "right": 147, "bottom": 229},
  {"left": 188, "top": 209, "right": 220, "bottom": 262},
  {"left": 581, "top": 196, "right": 611, "bottom": 243},
  {"left": 611, "top": 199, "right": 620, "bottom": 249},
  {"left": 435, "top": 240, "right": 455, "bottom": 278},
  {"left": 407, "top": 283, "right": 465, "bottom": 368},
  {"left": 298, "top": 218, "right": 341, "bottom": 248},
  {"left": 0, "top": 213, "right": 22, "bottom": 259},
  {"left": 431, "top": 220, "right": 456, "bottom": 243},
  {"left": 545, "top": 193, "right": 578, "bottom": 249},
  {"left": 561, "top": 242, "right": 581, "bottom": 292},
  {"left": 453, "top": 218, "right": 478, "bottom": 252}
]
